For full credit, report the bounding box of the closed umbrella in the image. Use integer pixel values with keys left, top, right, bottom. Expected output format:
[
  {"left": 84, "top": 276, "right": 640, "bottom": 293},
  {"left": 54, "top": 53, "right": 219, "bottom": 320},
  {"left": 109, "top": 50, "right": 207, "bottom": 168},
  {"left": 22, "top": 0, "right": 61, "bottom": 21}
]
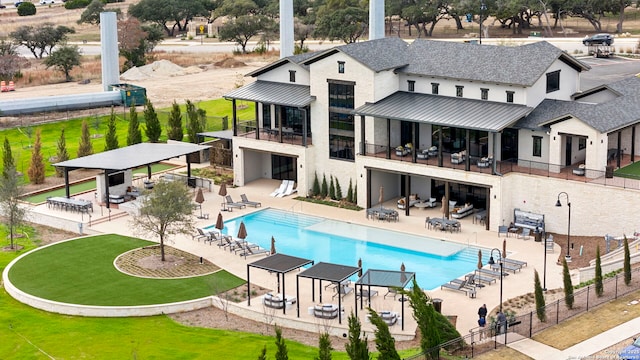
[
  {"left": 477, "top": 250, "right": 483, "bottom": 270},
  {"left": 400, "top": 262, "right": 407, "bottom": 283},
  {"left": 218, "top": 182, "right": 228, "bottom": 211},
  {"left": 357, "top": 258, "right": 363, "bottom": 277},
  {"left": 379, "top": 186, "right": 384, "bottom": 209},
  {"left": 441, "top": 195, "right": 448, "bottom": 219},
  {"left": 503, "top": 239, "right": 507, "bottom": 259},
  {"left": 237, "top": 221, "right": 247, "bottom": 240},
  {"left": 270, "top": 236, "right": 276, "bottom": 255},
  {"left": 215, "top": 212, "right": 224, "bottom": 232},
  {"left": 194, "top": 187, "right": 205, "bottom": 218}
]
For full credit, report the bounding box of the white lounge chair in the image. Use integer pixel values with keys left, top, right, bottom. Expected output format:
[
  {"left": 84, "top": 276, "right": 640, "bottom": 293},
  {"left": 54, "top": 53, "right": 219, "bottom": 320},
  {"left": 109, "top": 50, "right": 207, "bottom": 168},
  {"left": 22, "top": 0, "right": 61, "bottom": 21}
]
[
  {"left": 276, "top": 180, "right": 296, "bottom": 197},
  {"left": 270, "top": 180, "right": 289, "bottom": 197}
]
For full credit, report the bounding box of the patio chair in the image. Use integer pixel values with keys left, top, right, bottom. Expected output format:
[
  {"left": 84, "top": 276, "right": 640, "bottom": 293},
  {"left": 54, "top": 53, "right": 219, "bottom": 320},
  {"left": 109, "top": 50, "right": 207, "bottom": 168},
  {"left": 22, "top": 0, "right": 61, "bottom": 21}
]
[
  {"left": 379, "top": 311, "right": 398, "bottom": 326},
  {"left": 440, "top": 279, "right": 475, "bottom": 297},
  {"left": 332, "top": 283, "right": 354, "bottom": 300},
  {"left": 490, "top": 262, "right": 521, "bottom": 273},
  {"left": 276, "top": 181, "right": 297, "bottom": 198},
  {"left": 240, "top": 194, "right": 261, "bottom": 207},
  {"left": 270, "top": 180, "right": 289, "bottom": 197},
  {"left": 210, "top": 231, "right": 232, "bottom": 246},
  {"left": 477, "top": 268, "right": 509, "bottom": 278},
  {"left": 237, "top": 245, "right": 270, "bottom": 258},
  {"left": 356, "top": 288, "right": 379, "bottom": 300},
  {"left": 225, "top": 195, "right": 247, "bottom": 210},
  {"left": 467, "top": 271, "right": 496, "bottom": 285},
  {"left": 192, "top": 228, "right": 211, "bottom": 242},
  {"left": 384, "top": 287, "right": 398, "bottom": 299},
  {"left": 518, "top": 228, "right": 531, "bottom": 240},
  {"left": 498, "top": 226, "right": 508, "bottom": 237},
  {"left": 501, "top": 257, "right": 527, "bottom": 268},
  {"left": 230, "top": 239, "right": 260, "bottom": 253}
]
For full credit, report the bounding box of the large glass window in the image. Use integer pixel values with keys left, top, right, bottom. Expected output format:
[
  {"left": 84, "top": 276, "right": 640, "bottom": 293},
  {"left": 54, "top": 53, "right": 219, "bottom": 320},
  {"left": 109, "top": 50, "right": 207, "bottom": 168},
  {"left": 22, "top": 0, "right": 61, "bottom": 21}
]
[
  {"left": 546, "top": 70, "right": 560, "bottom": 93},
  {"left": 271, "top": 155, "right": 296, "bottom": 181},
  {"left": 262, "top": 104, "right": 271, "bottom": 128},
  {"left": 532, "top": 136, "right": 542, "bottom": 157},
  {"left": 329, "top": 81, "right": 355, "bottom": 160}
]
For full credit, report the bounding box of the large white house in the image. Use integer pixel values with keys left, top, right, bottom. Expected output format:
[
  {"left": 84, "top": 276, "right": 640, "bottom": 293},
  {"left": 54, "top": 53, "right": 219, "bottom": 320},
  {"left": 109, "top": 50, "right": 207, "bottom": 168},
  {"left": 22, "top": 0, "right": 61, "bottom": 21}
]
[{"left": 224, "top": 38, "right": 640, "bottom": 236}]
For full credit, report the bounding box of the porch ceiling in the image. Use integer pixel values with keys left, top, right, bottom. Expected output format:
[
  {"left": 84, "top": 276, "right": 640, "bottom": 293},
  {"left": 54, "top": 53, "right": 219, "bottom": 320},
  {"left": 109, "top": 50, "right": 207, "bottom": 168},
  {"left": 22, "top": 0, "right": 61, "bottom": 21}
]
[
  {"left": 223, "top": 80, "right": 314, "bottom": 108},
  {"left": 354, "top": 91, "right": 533, "bottom": 132}
]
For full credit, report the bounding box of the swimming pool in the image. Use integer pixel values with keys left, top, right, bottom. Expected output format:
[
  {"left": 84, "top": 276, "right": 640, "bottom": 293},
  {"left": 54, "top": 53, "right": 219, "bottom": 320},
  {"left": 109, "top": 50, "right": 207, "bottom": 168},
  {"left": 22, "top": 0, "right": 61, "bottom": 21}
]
[{"left": 205, "top": 208, "right": 489, "bottom": 290}]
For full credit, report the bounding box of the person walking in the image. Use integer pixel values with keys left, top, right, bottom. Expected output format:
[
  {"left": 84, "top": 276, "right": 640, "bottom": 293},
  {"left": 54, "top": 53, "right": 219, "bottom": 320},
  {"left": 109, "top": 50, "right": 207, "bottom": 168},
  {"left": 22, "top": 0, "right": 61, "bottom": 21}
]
[
  {"left": 497, "top": 310, "right": 507, "bottom": 334},
  {"left": 478, "top": 304, "right": 487, "bottom": 320}
]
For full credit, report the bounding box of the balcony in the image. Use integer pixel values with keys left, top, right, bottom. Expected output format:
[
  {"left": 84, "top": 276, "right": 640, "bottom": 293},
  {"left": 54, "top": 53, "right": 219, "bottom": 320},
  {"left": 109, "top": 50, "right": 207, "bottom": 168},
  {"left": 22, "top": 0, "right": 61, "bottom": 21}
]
[{"left": 236, "top": 121, "right": 312, "bottom": 146}]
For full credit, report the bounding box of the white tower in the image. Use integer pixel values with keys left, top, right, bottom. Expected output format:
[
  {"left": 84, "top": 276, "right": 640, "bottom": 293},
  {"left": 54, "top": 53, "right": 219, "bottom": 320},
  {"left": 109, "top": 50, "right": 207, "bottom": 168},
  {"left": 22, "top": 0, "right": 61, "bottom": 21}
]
[
  {"left": 279, "top": 0, "right": 294, "bottom": 58},
  {"left": 369, "top": 0, "right": 385, "bottom": 40},
  {"left": 100, "top": 12, "right": 120, "bottom": 91}
]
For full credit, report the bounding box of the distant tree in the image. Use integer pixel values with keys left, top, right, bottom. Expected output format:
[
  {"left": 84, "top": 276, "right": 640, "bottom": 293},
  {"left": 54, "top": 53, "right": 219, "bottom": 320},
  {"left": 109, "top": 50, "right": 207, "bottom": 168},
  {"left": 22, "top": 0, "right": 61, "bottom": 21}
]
[
  {"left": 64, "top": 0, "right": 91, "bottom": 9},
  {"left": 167, "top": 101, "right": 183, "bottom": 141},
  {"left": 128, "top": 0, "right": 213, "bottom": 37},
  {"left": 624, "top": 236, "right": 631, "bottom": 285},
  {"left": 329, "top": 175, "right": 336, "bottom": 200},
  {"left": 104, "top": 108, "right": 119, "bottom": 151},
  {"left": 315, "top": 332, "right": 332, "bottom": 360},
  {"left": 2, "top": 137, "right": 15, "bottom": 179},
  {"left": 534, "top": 269, "right": 546, "bottom": 322},
  {"left": 346, "top": 178, "right": 353, "bottom": 203},
  {"left": 335, "top": 177, "right": 343, "bottom": 200},
  {"left": 55, "top": 129, "right": 69, "bottom": 177},
  {"left": 0, "top": 164, "right": 27, "bottom": 250},
  {"left": 0, "top": 40, "right": 24, "bottom": 81},
  {"left": 562, "top": 258, "right": 574, "bottom": 309},
  {"left": 257, "top": 345, "right": 267, "bottom": 360},
  {"left": 77, "top": 120, "right": 94, "bottom": 157},
  {"left": 117, "top": 17, "right": 163, "bottom": 71},
  {"left": 314, "top": 7, "right": 368, "bottom": 44},
  {"left": 274, "top": 325, "right": 288, "bottom": 360},
  {"left": 312, "top": 172, "right": 320, "bottom": 197},
  {"left": 43, "top": 44, "right": 81, "bottom": 82},
  {"left": 27, "top": 129, "right": 45, "bottom": 184},
  {"left": 10, "top": 23, "right": 75, "bottom": 59},
  {"left": 17, "top": 2, "right": 36, "bottom": 16},
  {"left": 321, "top": 173, "right": 328, "bottom": 198},
  {"left": 218, "top": 15, "right": 276, "bottom": 53},
  {"left": 345, "top": 311, "right": 370, "bottom": 360},
  {"left": 144, "top": 99, "right": 162, "bottom": 142},
  {"left": 131, "top": 180, "right": 195, "bottom": 261},
  {"left": 185, "top": 100, "right": 203, "bottom": 144},
  {"left": 78, "top": 0, "right": 122, "bottom": 25},
  {"left": 368, "top": 309, "right": 400, "bottom": 360},
  {"left": 127, "top": 102, "right": 143, "bottom": 146},
  {"left": 595, "top": 245, "right": 603, "bottom": 297}
]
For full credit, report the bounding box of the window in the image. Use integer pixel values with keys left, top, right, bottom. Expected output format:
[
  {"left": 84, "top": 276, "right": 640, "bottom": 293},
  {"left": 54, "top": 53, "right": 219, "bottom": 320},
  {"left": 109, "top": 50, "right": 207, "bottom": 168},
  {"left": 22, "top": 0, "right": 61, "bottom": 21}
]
[
  {"left": 328, "top": 81, "right": 355, "bottom": 160},
  {"left": 546, "top": 70, "right": 560, "bottom": 93},
  {"left": 407, "top": 80, "right": 415, "bottom": 92},
  {"left": 289, "top": 70, "right": 296, "bottom": 83},
  {"left": 532, "top": 136, "right": 542, "bottom": 157},
  {"left": 262, "top": 104, "right": 271, "bottom": 128},
  {"left": 431, "top": 83, "right": 439, "bottom": 95},
  {"left": 506, "top": 91, "right": 514, "bottom": 103},
  {"left": 579, "top": 138, "right": 586, "bottom": 150},
  {"left": 481, "top": 88, "right": 489, "bottom": 100},
  {"left": 456, "top": 85, "right": 464, "bottom": 97},
  {"left": 338, "top": 61, "right": 345, "bottom": 74}
]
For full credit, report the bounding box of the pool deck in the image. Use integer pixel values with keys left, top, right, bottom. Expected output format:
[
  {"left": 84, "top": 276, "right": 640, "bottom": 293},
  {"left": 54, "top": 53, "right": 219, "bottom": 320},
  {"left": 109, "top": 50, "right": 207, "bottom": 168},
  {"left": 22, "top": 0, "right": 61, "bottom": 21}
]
[{"left": 27, "top": 163, "right": 566, "bottom": 341}]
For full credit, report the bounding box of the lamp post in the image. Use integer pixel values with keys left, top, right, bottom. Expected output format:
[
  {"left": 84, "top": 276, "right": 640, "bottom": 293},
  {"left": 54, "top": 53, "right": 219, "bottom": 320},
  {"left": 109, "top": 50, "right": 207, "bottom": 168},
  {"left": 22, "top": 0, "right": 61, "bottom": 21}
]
[
  {"left": 555, "top": 192, "right": 571, "bottom": 262},
  {"left": 487, "top": 248, "right": 503, "bottom": 312},
  {"left": 479, "top": 0, "right": 487, "bottom": 44},
  {"left": 541, "top": 227, "right": 547, "bottom": 291}
]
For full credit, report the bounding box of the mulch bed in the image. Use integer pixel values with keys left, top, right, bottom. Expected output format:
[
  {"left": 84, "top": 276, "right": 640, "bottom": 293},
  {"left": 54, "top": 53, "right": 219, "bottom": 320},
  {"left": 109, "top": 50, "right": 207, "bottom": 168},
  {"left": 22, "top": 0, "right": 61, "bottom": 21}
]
[{"left": 115, "top": 245, "right": 220, "bottom": 278}]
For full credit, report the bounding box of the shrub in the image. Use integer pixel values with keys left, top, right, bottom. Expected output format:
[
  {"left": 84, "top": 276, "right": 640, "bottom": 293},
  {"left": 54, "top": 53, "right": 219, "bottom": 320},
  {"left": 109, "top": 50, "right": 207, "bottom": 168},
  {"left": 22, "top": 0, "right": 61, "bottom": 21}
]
[
  {"left": 329, "top": 175, "right": 336, "bottom": 200},
  {"left": 65, "top": 0, "right": 91, "bottom": 9},
  {"left": 595, "top": 245, "right": 603, "bottom": 297},
  {"left": 534, "top": 269, "right": 546, "bottom": 322},
  {"left": 335, "top": 177, "right": 343, "bottom": 200},
  {"left": 346, "top": 178, "right": 353, "bottom": 203},
  {"left": 562, "top": 258, "right": 574, "bottom": 309},
  {"left": 624, "top": 236, "right": 631, "bottom": 286},
  {"left": 312, "top": 172, "right": 320, "bottom": 196},
  {"left": 17, "top": 2, "right": 36, "bottom": 16},
  {"left": 320, "top": 174, "right": 328, "bottom": 198}
]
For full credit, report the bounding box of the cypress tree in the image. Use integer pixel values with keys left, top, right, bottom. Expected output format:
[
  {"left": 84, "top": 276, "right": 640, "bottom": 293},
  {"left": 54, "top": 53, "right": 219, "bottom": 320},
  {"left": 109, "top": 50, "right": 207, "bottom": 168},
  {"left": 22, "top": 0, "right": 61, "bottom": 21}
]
[
  {"left": 335, "top": 177, "right": 343, "bottom": 200},
  {"left": 27, "top": 129, "right": 45, "bottom": 184},
  {"left": 55, "top": 129, "right": 69, "bottom": 177},
  {"left": 257, "top": 345, "right": 267, "bottom": 360},
  {"left": 534, "top": 269, "right": 546, "bottom": 322},
  {"left": 3, "top": 137, "right": 15, "bottom": 179},
  {"left": 312, "top": 172, "right": 320, "bottom": 196},
  {"left": 167, "top": 101, "right": 183, "bottom": 141},
  {"left": 77, "top": 120, "right": 94, "bottom": 157},
  {"left": 624, "top": 236, "right": 631, "bottom": 286},
  {"left": 346, "top": 178, "right": 353, "bottom": 203},
  {"left": 321, "top": 174, "right": 328, "bottom": 198},
  {"left": 595, "top": 245, "right": 603, "bottom": 297},
  {"left": 127, "top": 102, "right": 142, "bottom": 145},
  {"left": 315, "top": 332, "right": 333, "bottom": 360},
  {"left": 144, "top": 99, "right": 162, "bottom": 143},
  {"left": 274, "top": 325, "right": 288, "bottom": 360},
  {"left": 104, "top": 108, "right": 119, "bottom": 151},
  {"left": 329, "top": 175, "right": 336, "bottom": 200},
  {"left": 562, "top": 258, "right": 574, "bottom": 309},
  {"left": 345, "top": 311, "right": 370, "bottom": 360},
  {"left": 368, "top": 309, "right": 400, "bottom": 360},
  {"left": 186, "top": 100, "right": 203, "bottom": 143}
]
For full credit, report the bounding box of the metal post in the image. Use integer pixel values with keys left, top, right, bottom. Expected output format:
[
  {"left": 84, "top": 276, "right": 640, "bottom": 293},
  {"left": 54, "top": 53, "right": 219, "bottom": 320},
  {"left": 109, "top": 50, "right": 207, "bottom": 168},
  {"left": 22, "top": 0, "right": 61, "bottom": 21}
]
[
  {"left": 556, "top": 192, "right": 571, "bottom": 262},
  {"left": 542, "top": 228, "right": 547, "bottom": 291},
  {"left": 488, "top": 248, "right": 503, "bottom": 312}
]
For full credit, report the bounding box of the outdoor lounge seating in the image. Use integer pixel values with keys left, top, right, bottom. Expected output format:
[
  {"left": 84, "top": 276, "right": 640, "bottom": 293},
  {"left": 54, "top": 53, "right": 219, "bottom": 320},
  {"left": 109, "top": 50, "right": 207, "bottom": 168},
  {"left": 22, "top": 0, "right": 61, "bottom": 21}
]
[
  {"left": 270, "top": 180, "right": 289, "bottom": 197},
  {"left": 501, "top": 257, "right": 527, "bottom": 268},
  {"left": 237, "top": 245, "right": 270, "bottom": 258},
  {"left": 572, "top": 164, "right": 586, "bottom": 176},
  {"left": 451, "top": 150, "right": 466, "bottom": 164},
  {"left": 467, "top": 272, "right": 496, "bottom": 285},
  {"left": 490, "top": 262, "right": 521, "bottom": 274},
  {"left": 416, "top": 149, "right": 430, "bottom": 159},
  {"left": 262, "top": 293, "right": 296, "bottom": 310},
  {"left": 313, "top": 304, "right": 341, "bottom": 319},
  {"left": 395, "top": 143, "right": 412, "bottom": 156},
  {"left": 518, "top": 228, "right": 531, "bottom": 240},
  {"left": 498, "top": 226, "right": 508, "bottom": 237},
  {"left": 240, "top": 194, "right": 261, "bottom": 207},
  {"left": 356, "top": 289, "right": 379, "bottom": 300},
  {"left": 397, "top": 194, "right": 421, "bottom": 209},
  {"left": 276, "top": 181, "right": 297, "bottom": 197},
  {"left": 477, "top": 156, "right": 493, "bottom": 168},
  {"left": 384, "top": 287, "right": 398, "bottom": 299},
  {"left": 192, "top": 228, "right": 212, "bottom": 242},
  {"left": 379, "top": 311, "right": 398, "bottom": 326},
  {"left": 225, "top": 195, "right": 247, "bottom": 211},
  {"left": 477, "top": 268, "right": 509, "bottom": 278},
  {"left": 440, "top": 279, "right": 476, "bottom": 297},
  {"left": 332, "top": 283, "right": 354, "bottom": 300},
  {"left": 209, "top": 231, "right": 232, "bottom": 246},
  {"left": 450, "top": 203, "right": 474, "bottom": 219}
]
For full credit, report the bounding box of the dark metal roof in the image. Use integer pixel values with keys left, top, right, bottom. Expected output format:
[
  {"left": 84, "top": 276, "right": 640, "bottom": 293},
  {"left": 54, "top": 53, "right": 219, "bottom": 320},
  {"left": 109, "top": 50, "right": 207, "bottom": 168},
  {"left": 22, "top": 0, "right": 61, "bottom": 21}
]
[
  {"left": 304, "top": 37, "right": 410, "bottom": 72},
  {"left": 297, "top": 262, "right": 360, "bottom": 283},
  {"left": 355, "top": 91, "right": 533, "bottom": 132},
  {"left": 199, "top": 130, "right": 233, "bottom": 140},
  {"left": 53, "top": 143, "right": 210, "bottom": 171},
  {"left": 355, "top": 269, "right": 415, "bottom": 288},
  {"left": 246, "top": 52, "right": 317, "bottom": 77},
  {"left": 248, "top": 253, "right": 313, "bottom": 273},
  {"left": 223, "top": 80, "right": 313, "bottom": 108}
]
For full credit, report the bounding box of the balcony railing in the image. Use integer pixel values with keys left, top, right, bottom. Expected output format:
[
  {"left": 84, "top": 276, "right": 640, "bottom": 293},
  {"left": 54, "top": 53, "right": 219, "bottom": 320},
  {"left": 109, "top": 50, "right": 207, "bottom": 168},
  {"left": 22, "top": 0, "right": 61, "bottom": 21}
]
[{"left": 236, "top": 120, "right": 312, "bottom": 146}]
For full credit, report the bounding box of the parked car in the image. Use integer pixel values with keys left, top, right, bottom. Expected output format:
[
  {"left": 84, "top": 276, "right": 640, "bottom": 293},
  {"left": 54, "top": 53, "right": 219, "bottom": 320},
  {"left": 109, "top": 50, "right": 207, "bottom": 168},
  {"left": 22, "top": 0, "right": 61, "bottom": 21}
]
[
  {"left": 14, "top": 1, "right": 22, "bottom": 6},
  {"left": 39, "top": 0, "right": 54, "bottom": 4},
  {"left": 582, "top": 33, "right": 614, "bottom": 46},
  {"left": 620, "top": 337, "right": 640, "bottom": 360},
  {"left": 0, "top": 4, "right": 7, "bottom": 8}
]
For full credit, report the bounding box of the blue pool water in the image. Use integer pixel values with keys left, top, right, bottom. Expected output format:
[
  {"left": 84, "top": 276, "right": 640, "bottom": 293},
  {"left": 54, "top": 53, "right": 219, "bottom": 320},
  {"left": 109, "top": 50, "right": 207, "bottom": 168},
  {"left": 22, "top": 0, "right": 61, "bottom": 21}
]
[{"left": 205, "top": 208, "right": 488, "bottom": 290}]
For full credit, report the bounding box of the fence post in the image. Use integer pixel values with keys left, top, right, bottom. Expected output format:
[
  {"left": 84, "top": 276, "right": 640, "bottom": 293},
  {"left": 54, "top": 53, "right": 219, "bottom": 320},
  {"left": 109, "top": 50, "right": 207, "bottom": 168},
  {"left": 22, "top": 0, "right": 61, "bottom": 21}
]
[
  {"left": 529, "top": 311, "right": 533, "bottom": 337},
  {"left": 556, "top": 300, "right": 560, "bottom": 324}
]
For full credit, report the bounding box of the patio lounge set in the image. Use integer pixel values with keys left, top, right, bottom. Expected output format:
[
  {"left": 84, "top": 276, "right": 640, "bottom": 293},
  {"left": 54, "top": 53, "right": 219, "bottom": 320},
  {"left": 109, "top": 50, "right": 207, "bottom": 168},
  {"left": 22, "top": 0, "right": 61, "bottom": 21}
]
[{"left": 440, "top": 257, "right": 527, "bottom": 297}]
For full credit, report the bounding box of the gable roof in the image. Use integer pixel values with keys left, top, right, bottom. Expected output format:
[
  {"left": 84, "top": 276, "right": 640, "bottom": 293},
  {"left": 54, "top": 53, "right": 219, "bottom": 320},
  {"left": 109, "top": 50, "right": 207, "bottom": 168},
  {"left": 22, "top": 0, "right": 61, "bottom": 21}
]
[
  {"left": 246, "top": 51, "right": 317, "bottom": 77},
  {"left": 224, "top": 80, "right": 314, "bottom": 108},
  {"left": 303, "top": 37, "right": 410, "bottom": 72},
  {"left": 399, "top": 40, "right": 590, "bottom": 86},
  {"left": 516, "top": 76, "right": 640, "bottom": 133}
]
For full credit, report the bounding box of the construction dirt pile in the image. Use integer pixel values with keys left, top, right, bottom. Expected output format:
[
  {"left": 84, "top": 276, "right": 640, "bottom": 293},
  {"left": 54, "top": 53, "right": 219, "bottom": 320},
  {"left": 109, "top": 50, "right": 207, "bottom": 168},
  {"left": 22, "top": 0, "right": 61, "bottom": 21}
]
[{"left": 120, "top": 60, "right": 203, "bottom": 81}]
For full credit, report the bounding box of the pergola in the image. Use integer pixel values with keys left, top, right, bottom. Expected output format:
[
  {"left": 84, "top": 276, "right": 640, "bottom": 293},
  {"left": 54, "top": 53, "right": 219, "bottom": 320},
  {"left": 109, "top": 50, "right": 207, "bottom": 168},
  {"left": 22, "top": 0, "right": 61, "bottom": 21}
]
[
  {"left": 355, "top": 269, "right": 416, "bottom": 330},
  {"left": 246, "top": 253, "right": 314, "bottom": 315},
  {"left": 296, "top": 262, "right": 361, "bottom": 324},
  {"left": 53, "top": 143, "right": 210, "bottom": 208}
]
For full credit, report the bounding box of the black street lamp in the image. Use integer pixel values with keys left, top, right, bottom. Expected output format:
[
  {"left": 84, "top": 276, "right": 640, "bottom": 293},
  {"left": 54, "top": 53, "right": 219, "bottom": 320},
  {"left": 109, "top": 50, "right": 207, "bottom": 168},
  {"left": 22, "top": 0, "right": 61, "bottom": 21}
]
[
  {"left": 540, "top": 226, "right": 547, "bottom": 291},
  {"left": 487, "top": 248, "right": 503, "bottom": 312},
  {"left": 555, "top": 192, "right": 571, "bottom": 262},
  {"left": 479, "top": 0, "right": 487, "bottom": 44}
]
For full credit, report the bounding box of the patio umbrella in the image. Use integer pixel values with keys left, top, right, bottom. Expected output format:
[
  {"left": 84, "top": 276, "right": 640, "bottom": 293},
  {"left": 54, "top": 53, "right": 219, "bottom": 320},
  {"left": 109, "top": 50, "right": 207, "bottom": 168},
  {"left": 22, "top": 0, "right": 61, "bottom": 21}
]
[
  {"left": 237, "top": 221, "right": 247, "bottom": 240},
  {"left": 194, "top": 187, "right": 205, "bottom": 218},
  {"left": 400, "top": 262, "right": 407, "bottom": 283},
  {"left": 357, "top": 258, "right": 363, "bottom": 277},
  {"left": 379, "top": 186, "right": 384, "bottom": 209},
  {"left": 270, "top": 236, "right": 276, "bottom": 255},
  {"left": 503, "top": 239, "right": 507, "bottom": 259},
  {"left": 477, "top": 249, "right": 483, "bottom": 269},
  {"left": 218, "top": 182, "right": 227, "bottom": 210},
  {"left": 441, "top": 195, "right": 448, "bottom": 219},
  {"left": 215, "top": 212, "right": 224, "bottom": 232}
]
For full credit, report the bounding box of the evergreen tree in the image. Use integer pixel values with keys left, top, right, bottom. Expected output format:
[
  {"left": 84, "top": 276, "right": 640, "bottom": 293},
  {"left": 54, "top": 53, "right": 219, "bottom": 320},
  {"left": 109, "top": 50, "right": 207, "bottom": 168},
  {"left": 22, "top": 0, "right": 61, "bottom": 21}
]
[
  {"left": 3, "top": 137, "right": 15, "bottom": 179},
  {"left": 274, "top": 325, "right": 288, "bottom": 360},
  {"left": 315, "top": 332, "right": 333, "bottom": 360},
  {"left": 345, "top": 312, "right": 370, "bottom": 360},
  {"left": 312, "top": 172, "right": 320, "bottom": 196},
  {"left": 624, "top": 236, "right": 631, "bottom": 286},
  {"left": 257, "top": 345, "right": 267, "bottom": 360},
  {"left": 55, "top": 129, "right": 69, "bottom": 177},
  {"left": 534, "top": 269, "right": 546, "bottom": 322},
  {"left": 562, "top": 258, "right": 574, "bottom": 309},
  {"left": 77, "top": 120, "right": 94, "bottom": 157},
  {"left": 0, "top": 165, "right": 27, "bottom": 250},
  {"left": 368, "top": 309, "right": 400, "bottom": 360},
  {"left": 329, "top": 175, "right": 336, "bottom": 200},
  {"left": 167, "top": 101, "right": 184, "bottom": 141},
  {"left": 595, "top": 245, "right": 603, "bottom": 297},
  {"left": 321, "top": 174, "right": 328, "bottom": 198},
  {"left": 104, "top": 108, "right": 119, "bottom": 151},
  {"left": 346, "top": 178, "right": 353, "bottom": 203},
  {"left": 186, "top": 100, "right": 203, "bottom": 143},
  {"left": 335, "top": 177, "right": 343, "bottom": 200},
  {"left": 127, "top": 102, "right": 142, "bottom": 145},
  {"left": 144, "top": 99, "right": 162, "bottom": 143},
  {"left": 354, "top": 184, "right": 357, "bottom": 203},
  {"left": 27, "top": 129, "right": 45, "bottom": 184}
]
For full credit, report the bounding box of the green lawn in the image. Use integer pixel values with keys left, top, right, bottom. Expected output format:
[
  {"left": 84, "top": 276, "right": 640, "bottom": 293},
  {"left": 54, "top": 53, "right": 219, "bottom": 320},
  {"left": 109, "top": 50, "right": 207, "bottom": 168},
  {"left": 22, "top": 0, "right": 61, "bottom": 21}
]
[{"left": 614, "top": 160, "right": 640, "bottom": 179}]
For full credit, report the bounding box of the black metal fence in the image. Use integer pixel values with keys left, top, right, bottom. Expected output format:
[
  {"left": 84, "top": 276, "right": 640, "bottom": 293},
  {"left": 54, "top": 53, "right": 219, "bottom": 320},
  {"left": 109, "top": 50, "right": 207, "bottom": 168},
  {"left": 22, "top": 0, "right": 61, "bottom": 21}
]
[{"left": 404, "top": 267, "right": 640, "bottom": 359}]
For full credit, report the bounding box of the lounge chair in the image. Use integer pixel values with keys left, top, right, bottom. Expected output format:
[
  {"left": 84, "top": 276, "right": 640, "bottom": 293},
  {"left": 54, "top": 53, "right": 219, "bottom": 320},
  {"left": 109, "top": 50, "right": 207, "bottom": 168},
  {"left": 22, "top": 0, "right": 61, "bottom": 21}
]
[
  {"left": 332, "top": 283, "right": 354, "bottom": 299},
  {"left": 225, "top": 195, "right": 247, "bottom": 211},
  {"left": 468, "top": 271, "right": 497, "bottom": 285},
  {"left": 379, "top": 311, "right": 398, "bottom": 326},
  {"left": 518, "top": 228, "right": 531, "bottom": 240},
  {"left": 440, "top": 279, "right": 476, "bottom": 297},
  {"left": 313, "top": 304, "right": 341, "bottom": 319},
  {"left": 502, "top": 257, "right": 527, "bottom": 267},
  {"left": 192, "top": 228, "right": 211, "bottom": 242},
  {"left": 270, "top": 180, "right": 289, "bottom": 197},
  {"left": 240, "top": 194, "right": 261, "bottom": 207},
  {"left": 231, "top": 240, "right": 260, "bottom": 253},
  {"left": 477, "top": 268, "right": 509, "bottom": 278},
  {"left": 209, "top": 231, "right": 232, "bottom": 246},
  {"left": 384, "top": 287, "right": 398, "bottom": 299},
  {"left": 490, "top": 262, "right": 521, "bottom": 273},
  {"left": 498, "top": 226, "right": 508, "bottom": 237},
  {"left": 237, "top": 245, "right": 270, "bottom": 258},
  {"left": 276, "top": 181, "right": 297, "bottom": 198},
  {"left": 356, "top": 289, "right": 379, "bottom": 300}
]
